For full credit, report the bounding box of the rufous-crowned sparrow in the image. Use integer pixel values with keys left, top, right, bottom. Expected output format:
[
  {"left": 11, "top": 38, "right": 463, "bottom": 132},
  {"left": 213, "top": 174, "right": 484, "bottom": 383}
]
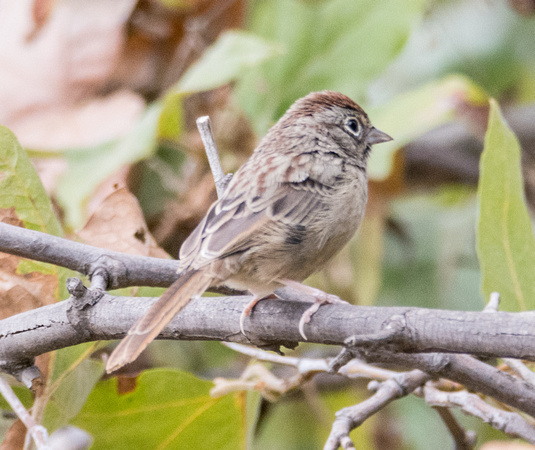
[{"left": 106, "top": 91, "right": 392, "bottom": 373}]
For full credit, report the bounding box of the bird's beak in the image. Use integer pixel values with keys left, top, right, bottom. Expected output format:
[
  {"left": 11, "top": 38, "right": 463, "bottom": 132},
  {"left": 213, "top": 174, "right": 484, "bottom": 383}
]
[{"left": 366, "top": 127, "right": 393, "bottom": 145}]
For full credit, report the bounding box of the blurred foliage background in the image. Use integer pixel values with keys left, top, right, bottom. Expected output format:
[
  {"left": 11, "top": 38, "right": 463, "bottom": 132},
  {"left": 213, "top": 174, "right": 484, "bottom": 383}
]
[{"left": 1, "top": 0, "right": 535, "bottom": 448}]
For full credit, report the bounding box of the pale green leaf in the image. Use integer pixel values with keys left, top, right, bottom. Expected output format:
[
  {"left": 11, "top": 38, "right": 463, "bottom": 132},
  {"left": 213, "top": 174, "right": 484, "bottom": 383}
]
[
  {"left": 0, "top": 126, "right": 103, "bottom": 431},
  {"left": 57, "top": 102, "right": 161, "bottom": 228},
  {"left": 477, "top": 99, "right": 535, "bottom": 311},
  {"left": 235, "top": 0, "right": 430, "bottom": 135},
  {"left": 0, "top": 126, "right": 62, "bottom": 235},
  {"left": 368, "top": 75, "right": 488, "bottom": 180},
  {"left": 71, "top": 369, "right": 245, "bottom": 450},
  {"left": 175, "top": 30, "right": 281, "bottom": 94},
  {"left": 371, "top": 0, "right": 535, "bottom": 101},
  {"left": 158, "top": 93, "right": 184, "bottom": 141},
  {"left": 43, "top": 353, "right": 104, "bottom": 431}
]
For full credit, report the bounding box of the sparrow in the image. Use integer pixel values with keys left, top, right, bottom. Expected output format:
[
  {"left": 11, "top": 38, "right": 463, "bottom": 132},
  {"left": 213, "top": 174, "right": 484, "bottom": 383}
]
[{"left": 106, "top": 91, "right": 392, "bottom": 373}]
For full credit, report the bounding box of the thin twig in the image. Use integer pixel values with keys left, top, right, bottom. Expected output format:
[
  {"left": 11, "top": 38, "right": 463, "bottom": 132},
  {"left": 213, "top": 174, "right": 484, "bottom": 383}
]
[
  {"left": 423, "top": 385, "right": 535, "bottom": 444},
  {"left": 196, "top": 115, "right": 231, "bottom": 196},
  {"left": 324, "top": 370, "right": 431, "bottom": 450},
  {"left": 353, "top": 351, "right": 535, "bottom": 418},
  {"left": 503, "top": 358, "right": 535, "bottom": 385},
  {"left": 0, "top": 377, "right": 49, "bottom": 449},
  {"left": 211, "top": 363, "right": 292, "bottom": 401},
  {"left": 224, "top": 342, "right": 399, "bottom": 380},
  {"left": 223, "top": 342, "right": 327, "bottom": 372},
  {"left": 483, "top": 292, "right": 501, "bottom": 313},
  {"left": 432, "top": 406, "right": 476, "bottom": 449}
]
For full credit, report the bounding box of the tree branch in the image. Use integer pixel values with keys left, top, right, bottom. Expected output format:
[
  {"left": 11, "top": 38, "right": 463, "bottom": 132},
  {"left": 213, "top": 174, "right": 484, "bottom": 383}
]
[
  {"left": 423, "top": 385, "right": 535, "bottom": 444},
  {"left": 0, "top": 222, "right": 179, "bottom": 289},
  {"left": 324, "top": 369, "right": 431, "bottom": 450},
  {"left": 0, "top": 377, "right": 48, "bottom": 449},
  {"left": 431, "top": 406, "right": 476, "bottom": 450},
  {"left": 2, "top": 285, "right": 535, "bottom": 419},
  {"left": 423, "top": 386, "right": 535, "bottom": 448},
  {"left": 3, "top": 223, "right": 535, "bottom": 370},
  {"left": 3, "top": 286, "right": 535, "bottom": 369}
]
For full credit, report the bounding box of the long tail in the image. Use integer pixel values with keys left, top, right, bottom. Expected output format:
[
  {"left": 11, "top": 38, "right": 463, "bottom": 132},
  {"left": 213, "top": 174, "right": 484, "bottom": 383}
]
[{"left": 105, "top": 269, "right": 213, "bottom": 373}]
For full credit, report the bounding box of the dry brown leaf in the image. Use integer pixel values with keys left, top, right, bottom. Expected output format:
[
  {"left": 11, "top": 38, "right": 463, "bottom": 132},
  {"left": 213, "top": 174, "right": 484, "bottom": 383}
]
[
  {"left": 116, "top": 375, "right": 137, "bottom": 395},
  {"left": 152, "top": 171, "right": 217, "bottom": 257},
  {"left": 0, "top": 418, "right": 26, "bottom": 450},
  {"left": 0, "top": 0, "right": 144, "bottom": 149},
  {"left": 29, "top": 0, "right": 56, "bottom": 39},
  {"left": 0, "top": 208, "right": 57, "bottom": 319},
  {"left": 78, "top": 187, "right": 169, "bottom": 258},
  {"left": 85, "top": 166, "right": 130, "bottom": 222}
]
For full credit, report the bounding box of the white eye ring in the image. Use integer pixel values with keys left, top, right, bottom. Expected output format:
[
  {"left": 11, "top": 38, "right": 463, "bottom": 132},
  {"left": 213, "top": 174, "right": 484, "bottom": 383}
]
[{"left": 344, "top": 118, "right": 362, "bottom": 137}]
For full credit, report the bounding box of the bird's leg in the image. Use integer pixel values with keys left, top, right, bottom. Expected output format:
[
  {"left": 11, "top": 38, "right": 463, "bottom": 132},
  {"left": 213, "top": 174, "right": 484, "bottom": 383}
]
[
  {"left": 280, "top": 279, "right": 348, "bottom": 340},
  {"left": 239, "top": 294, "right": 276, "bottom": 335}
]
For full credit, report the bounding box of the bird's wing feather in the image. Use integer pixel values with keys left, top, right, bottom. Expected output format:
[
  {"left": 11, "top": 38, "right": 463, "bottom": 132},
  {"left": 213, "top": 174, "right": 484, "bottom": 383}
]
[{"left": 178, "top": 152, "right": 342, "bottom": 271}]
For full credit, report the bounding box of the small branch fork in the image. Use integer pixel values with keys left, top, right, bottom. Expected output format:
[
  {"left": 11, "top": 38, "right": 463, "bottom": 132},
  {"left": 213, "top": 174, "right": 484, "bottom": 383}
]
[
  {"left": 324, "top": 294, "right": 535, "bottom": 448},
  {"left": 221, "top": 337, "right": 535, "bottom": 450},
  {"left": 1, "top": 115, "right": 535, "bottom": 449}
]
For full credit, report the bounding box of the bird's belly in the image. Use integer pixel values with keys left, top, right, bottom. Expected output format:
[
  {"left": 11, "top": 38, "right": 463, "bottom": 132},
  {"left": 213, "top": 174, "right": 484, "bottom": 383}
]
[{"left": 226, "top": 184, "right": 367, "bottom": 288}]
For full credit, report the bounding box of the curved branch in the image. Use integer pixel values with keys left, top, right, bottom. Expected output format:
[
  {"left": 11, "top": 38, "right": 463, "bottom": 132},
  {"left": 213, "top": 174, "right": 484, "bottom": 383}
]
[{"left": 0, "top": 222, "right": 179, "bottom": 288}]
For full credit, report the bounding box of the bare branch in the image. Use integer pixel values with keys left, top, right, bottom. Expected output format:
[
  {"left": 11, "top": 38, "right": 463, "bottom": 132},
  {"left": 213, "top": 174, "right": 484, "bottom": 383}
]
[
  {"left": 0, "top": 377, "right": 49, "bottom": 449},
  {"left": 324, "top": 370, "right": 431, "bottom": 450},
  {"left": 503, "top": 358, "right": 535, "bottom": 385},
  {"left": 432, "top": 406, "right": 476, "bottom": 450},
  {"left": 223, "top": 342, "right": 328, "bottom": 372},
  {"left": 348, "top": 351, "right": 535, "bottom": 418},
  {"left": 482, "top": 292, "right": 535, "bottom": 386},
  {"left": 483, "top": 291, "right": 501, "bottom": 312},
  {"left": 0, "top": 222, "right": 179, "bottom": 289},
  {"left": 423, "top": 385, "right": 535, "bottom": 444},
  {"left": 224, "top": 342, "right": 398, "bottom": 380},
  {"left": 3, "top": 289, "right": 535, "bottom": 419},
  {"left": 3, "top": 287, "right": 535, "bottom": 372},
  {"left": 196, "top": 115, "right": 232, "bottom": 196},
  {"left": 211, "top": 363, "right": 297, "bottom": 401}
]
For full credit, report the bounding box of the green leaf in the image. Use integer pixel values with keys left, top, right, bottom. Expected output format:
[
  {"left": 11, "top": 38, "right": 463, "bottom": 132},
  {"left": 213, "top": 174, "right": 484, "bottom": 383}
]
[
  {"left": 0, "top": 126, "right": 62, "bottom": 235},
  {"left": 158, "top": 93, "right": 184, "bottom": 142},
  {"left": 368, "top": 75, "right": 488, "bottom": 180},
  {"left": 42, "top": 346, "right": 105, "bottom": 431},
  {"left": 254, "top": 388, "right": 375, "bottom": 449},
  {"left": 0, "top": 126, "right": 102, "bottom": 432},
  {"left": 71, "top": 369, "right": 245, "bottom": 449},
  {"left": 372, "top": 0, "right": 535, "bottom": 101},
  {"left": 236, "top": 0, "right": 430, "bottom": 135},
  {"left": 379, "top": 192, "right": 482, "bottom": 311},
  {"left": 57, "top": 102, "right": 162, "bottom": 228},
  {"left": 175, "top": 30, "right": 281, "bottom": 94},
  {"left": 477, "top": 99, "right": 535, "bottom": 311}
]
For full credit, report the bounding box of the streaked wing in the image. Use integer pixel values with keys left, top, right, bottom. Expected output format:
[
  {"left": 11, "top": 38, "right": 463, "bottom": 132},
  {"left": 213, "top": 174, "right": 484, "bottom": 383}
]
[
  {"left": 177, "top": 147, "right": 345, "bottom": 271},
  {"left": 178, "top": 179, "right": 331, "bottom": 271}
]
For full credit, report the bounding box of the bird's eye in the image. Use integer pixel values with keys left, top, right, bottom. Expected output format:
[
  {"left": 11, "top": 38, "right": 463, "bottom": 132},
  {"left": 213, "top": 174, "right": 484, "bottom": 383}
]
[{"left": 345, "top": 118, "right": 361, "bottom": 137}]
